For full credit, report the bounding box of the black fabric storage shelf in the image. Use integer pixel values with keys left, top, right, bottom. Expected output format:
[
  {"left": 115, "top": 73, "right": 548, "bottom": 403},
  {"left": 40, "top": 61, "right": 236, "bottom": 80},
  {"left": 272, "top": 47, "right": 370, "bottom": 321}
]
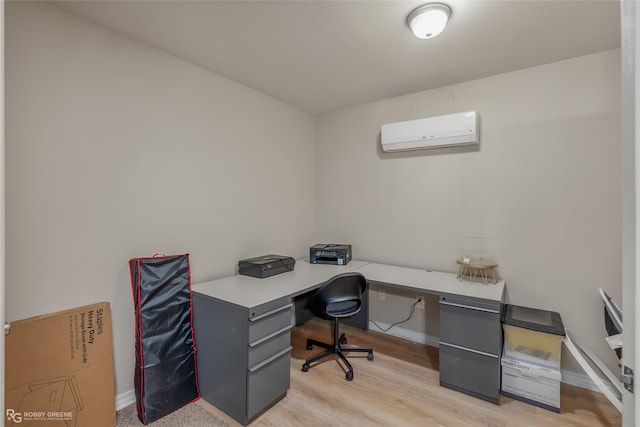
[{"left": 129, "top": 254, "right": 200, "bottom": 424}]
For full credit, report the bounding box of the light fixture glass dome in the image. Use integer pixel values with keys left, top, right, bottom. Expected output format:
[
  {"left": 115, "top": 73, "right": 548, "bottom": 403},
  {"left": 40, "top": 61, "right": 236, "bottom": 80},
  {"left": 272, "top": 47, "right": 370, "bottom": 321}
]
[{"left": 407, "top": 3, "right": 451, "bottom": 39}]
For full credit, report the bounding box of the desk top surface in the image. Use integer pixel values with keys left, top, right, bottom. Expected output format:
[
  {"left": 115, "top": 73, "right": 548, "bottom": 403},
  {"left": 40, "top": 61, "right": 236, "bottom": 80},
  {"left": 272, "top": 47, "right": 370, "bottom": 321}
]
[
  {"left": 192, "top": 259, "right": 504, "bottom": 309},
  {"left": 192, "top": 259, "right": 368, "bottom": 308},
  {"left": 358, "top": 262, "right": 504, "bottom": 302}
]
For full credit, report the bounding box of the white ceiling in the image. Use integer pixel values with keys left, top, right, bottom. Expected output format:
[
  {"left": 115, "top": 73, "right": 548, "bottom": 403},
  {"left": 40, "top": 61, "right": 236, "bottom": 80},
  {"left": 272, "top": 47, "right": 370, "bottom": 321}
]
[{"left": 53, "top": 0, "right": 621, "bottom": 115}]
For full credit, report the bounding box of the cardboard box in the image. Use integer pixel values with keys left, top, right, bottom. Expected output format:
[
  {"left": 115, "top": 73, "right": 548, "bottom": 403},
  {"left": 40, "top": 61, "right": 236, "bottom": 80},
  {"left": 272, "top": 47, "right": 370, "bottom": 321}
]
[
  {"left": 6, "top": 302, "right": 116, "bottom": 426},
  {"left": 501, "top": 355, "right": 562, "bottom": 412}
]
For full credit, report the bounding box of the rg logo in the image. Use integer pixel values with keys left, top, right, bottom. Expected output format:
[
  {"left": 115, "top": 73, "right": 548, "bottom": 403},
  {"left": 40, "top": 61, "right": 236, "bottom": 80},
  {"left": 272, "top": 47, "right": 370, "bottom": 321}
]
[{"left": 6, "top": 409, "right": 22, "bottom": 423}]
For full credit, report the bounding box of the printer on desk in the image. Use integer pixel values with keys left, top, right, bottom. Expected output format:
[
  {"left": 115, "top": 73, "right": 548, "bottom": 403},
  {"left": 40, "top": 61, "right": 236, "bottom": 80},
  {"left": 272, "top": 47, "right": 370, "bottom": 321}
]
[
  {"left": 310, "top": 244, "right": 352, "bottom": 266},
  {"left": 238, "top": 254, "right": 295, "bottom": 278}
]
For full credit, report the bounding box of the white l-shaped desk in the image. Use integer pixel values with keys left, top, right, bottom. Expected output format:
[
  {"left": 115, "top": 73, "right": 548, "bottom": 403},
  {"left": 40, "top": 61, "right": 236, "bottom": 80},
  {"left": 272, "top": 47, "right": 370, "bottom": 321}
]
[{"left": 192, "top": 259, "right": 505, "bottom": 425}]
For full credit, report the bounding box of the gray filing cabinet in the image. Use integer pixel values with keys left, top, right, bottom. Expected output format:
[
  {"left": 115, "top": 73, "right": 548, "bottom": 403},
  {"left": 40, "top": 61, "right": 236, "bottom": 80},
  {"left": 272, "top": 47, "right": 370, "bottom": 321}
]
[
  {"left": 439, "top": 294, "right": 503, "bottom": 403},
  {"left": 193, "top": 293, "right": 293, "bottom": 425}
]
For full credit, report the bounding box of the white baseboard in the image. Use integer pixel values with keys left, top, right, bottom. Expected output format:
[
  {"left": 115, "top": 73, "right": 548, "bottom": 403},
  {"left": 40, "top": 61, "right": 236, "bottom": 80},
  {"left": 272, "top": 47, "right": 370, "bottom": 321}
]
[
  {"left": 368, "top": 320, "right": 440, "bottom": 348},
  {"left": 116, "top": 389, "right": 136, "bottom": 411},
  {"left": 560, "top": 369, "right": 609, "bottom": 393},
  {"left": 368, "top": 320, "right": 604, "bottom": 395}
]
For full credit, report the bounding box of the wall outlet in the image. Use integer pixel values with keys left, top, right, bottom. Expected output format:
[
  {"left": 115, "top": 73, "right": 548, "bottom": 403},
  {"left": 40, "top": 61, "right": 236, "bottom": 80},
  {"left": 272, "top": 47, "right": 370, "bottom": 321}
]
[
  {"left": 416, "top": 297, "right": 424, "bottom": 309},
  {"left": 379, "top": 289, "right": 386, "bottom": 301}
]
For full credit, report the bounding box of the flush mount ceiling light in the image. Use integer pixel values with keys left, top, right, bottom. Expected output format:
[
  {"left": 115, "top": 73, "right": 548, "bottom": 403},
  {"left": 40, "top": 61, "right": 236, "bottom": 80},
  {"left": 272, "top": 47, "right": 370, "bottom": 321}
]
[{"left": 406, "top": 3, "right": 451, "bottom": 39}]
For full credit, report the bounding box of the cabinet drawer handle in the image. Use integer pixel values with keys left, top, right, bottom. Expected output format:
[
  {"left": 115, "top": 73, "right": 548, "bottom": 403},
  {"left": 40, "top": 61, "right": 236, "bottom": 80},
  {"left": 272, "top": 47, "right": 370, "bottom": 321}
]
[
  {"left": 249, "top": 325, "right": 292, "bottom": 348},
  {"left": 439, "top": 300, "right": 500, "bottom": 314},
  {"left": 250, "top": 303, "right": 293, "bottom": 322},
  {"left": 248, "top": 346, "right": 292, "bottom": 373},
  {"left": 439, "top": 341, "right": 499, "bottom": 359}
]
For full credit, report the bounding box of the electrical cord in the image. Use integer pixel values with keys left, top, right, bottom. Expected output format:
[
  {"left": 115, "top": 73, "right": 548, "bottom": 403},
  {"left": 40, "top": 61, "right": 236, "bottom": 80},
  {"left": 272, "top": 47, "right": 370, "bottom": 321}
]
[{"left": 370, "top": 297, "right": 422, "bottom": 332}]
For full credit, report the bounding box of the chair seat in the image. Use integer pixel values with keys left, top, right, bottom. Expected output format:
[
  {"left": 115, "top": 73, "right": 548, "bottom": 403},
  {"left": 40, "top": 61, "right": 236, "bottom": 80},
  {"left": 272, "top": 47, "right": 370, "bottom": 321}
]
[{"left": 327, "top": 300, "right": 360, "bottom": 317}]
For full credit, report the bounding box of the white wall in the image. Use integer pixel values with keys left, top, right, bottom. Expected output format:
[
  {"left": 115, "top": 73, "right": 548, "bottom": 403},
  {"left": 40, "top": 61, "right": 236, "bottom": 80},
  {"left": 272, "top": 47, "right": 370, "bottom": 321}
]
[
  {"left": 316, "top": 49, "right": 622, "bottom": 373},
  {"left": 5, "top": 0, "right": 623, "bottom": 399},
  {"left": 5, "top": 2, "right": 316, "bottom": 396}
]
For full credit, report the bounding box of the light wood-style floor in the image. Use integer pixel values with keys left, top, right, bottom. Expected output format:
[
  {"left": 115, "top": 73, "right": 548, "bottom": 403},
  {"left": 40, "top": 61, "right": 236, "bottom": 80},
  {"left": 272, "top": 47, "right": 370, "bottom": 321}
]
[{"left": 198, "top": 318, "right": 622, "bottom": 427}]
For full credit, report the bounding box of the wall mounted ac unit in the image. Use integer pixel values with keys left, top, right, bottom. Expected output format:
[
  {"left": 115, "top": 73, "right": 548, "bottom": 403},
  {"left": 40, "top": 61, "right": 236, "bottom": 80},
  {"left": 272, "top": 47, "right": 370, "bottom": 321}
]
[{"left": 381, "top": 111, "right": 479, "bottom": 152}]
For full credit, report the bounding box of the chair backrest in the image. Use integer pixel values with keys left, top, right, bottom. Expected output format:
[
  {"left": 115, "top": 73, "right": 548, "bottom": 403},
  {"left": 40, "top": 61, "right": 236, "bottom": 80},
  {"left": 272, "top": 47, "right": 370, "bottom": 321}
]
[{"left": 308, "top": 273, "right": 367, "bottom": 319}]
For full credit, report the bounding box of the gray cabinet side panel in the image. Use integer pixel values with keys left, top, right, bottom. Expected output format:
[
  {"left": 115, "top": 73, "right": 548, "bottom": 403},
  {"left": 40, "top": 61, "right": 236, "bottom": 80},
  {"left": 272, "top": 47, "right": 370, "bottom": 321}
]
[{"left": 193, "top": 294, "right": 248, "bottom": 423}]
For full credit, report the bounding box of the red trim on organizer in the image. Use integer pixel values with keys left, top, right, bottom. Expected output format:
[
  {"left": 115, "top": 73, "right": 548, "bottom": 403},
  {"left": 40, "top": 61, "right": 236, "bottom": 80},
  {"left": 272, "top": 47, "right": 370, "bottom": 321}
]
[
  {"left": 129, "top": 259, "right": 147, "bottom": 424},
  {"left": 135, "top": 253, "right": 188, "bottom": 261},
  {"left": 137, "top": 259, "right": 147, "bottom": 424},
  {"left": 128, "top": 259, "right": 144, "bottom": 423},
  {"left": 185, "top": 254, "right": 201, "bottom": 396}
]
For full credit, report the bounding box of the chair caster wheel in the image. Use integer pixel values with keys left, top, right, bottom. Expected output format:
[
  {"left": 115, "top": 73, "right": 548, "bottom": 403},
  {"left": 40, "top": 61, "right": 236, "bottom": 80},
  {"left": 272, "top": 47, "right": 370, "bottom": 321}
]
[
  {"left": 367, "top": 352, "right": 374, "bottom": 361},
  {"left": 307, "top": 344, "right": 313, "bottom": 350},
  {"left": 302, "top": 363, "right": 310, "bottom": 372},
  {"left": 346, "top": 371, "right": 354, "bottom": 381}
]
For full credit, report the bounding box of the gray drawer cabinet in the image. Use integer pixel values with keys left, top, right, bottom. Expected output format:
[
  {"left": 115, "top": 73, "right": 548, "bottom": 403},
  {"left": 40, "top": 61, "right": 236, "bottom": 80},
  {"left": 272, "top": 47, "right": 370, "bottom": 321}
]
[
  {"left": 439, "top": 294, "right": 503, "bottom": 403},
  {"left": 193, "top": 293, "right": 293, "bottom": 425}
]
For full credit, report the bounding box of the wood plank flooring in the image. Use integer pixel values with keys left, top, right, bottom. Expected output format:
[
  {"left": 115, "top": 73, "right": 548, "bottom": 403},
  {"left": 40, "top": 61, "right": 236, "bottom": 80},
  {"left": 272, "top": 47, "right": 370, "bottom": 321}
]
[{"left": 198, "top": 318, "right": 622, "bottom": 427}]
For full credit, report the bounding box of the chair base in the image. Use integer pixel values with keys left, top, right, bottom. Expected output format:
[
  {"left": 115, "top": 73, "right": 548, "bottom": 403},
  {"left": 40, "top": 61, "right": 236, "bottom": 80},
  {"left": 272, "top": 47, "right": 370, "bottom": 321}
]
[{"left": 301, "top": 320, "right": 373, "bottom": 381}]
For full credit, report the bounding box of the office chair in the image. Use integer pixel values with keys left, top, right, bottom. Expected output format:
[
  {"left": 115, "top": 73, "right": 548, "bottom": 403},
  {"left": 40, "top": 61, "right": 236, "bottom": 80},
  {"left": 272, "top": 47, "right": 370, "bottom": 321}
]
[{"left": 301, "top": 272, "right": 374, "bottom": 381}]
